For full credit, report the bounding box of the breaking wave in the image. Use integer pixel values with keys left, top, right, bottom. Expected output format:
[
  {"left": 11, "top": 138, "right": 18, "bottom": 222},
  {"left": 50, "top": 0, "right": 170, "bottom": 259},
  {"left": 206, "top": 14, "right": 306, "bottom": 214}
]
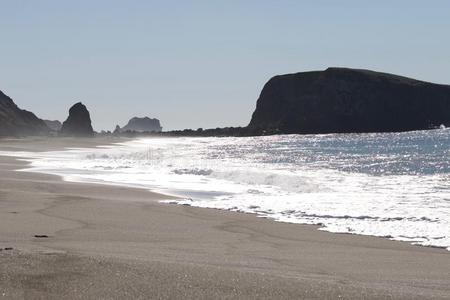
[{"left": 2, "top": 130, "right": 450, "bottom": 250}]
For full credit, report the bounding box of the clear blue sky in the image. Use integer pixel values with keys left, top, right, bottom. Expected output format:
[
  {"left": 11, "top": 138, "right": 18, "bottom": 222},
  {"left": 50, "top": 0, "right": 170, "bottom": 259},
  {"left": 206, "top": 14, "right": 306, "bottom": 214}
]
[{"left": 1, "top": 1, "right": 449, "bottom": 131}]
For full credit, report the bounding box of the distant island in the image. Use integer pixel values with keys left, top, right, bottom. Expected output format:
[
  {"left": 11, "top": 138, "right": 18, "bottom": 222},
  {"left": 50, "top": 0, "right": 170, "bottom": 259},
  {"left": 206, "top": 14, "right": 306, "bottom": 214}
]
[
  {"left": 2, "top": 67, "right": 450, "bottom": 137},
  {"left": 115, "top": 117, "right": 162, "bottom": 134}
]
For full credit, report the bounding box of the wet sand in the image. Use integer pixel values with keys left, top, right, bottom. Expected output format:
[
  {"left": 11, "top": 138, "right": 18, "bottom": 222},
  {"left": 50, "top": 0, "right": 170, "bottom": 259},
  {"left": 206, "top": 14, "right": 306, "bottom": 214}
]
[{"left": 0, "top": 137, "right": 449, "bottom": 299}]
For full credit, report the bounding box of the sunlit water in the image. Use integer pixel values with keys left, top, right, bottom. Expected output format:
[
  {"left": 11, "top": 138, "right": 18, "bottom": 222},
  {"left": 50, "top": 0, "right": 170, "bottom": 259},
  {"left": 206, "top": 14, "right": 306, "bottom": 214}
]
[{"left": 2, "top": 129, "right": 450, "bottom": 250}]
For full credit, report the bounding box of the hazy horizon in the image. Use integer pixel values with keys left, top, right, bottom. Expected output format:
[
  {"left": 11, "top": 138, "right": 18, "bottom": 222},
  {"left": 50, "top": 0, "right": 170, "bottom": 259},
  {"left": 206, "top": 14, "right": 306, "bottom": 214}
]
[{"left": 2, "top": 0, "right": 450, "bottom": 131}]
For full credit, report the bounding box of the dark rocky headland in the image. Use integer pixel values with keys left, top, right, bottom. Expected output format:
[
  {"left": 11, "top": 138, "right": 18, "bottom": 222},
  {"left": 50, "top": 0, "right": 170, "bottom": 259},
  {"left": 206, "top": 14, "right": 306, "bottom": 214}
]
[
  {"left": 0, "top": 90, "right": 50, "bottom": 136},
  {"left": 248, "top": 67, "right": 450, "bottom": 135}
]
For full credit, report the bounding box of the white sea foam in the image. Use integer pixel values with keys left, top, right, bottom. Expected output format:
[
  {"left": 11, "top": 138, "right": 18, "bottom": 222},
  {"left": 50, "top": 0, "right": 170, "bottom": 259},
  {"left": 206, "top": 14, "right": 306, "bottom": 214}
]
[{"left": 2, "top": 131, "right": 450, "bottom": 250}]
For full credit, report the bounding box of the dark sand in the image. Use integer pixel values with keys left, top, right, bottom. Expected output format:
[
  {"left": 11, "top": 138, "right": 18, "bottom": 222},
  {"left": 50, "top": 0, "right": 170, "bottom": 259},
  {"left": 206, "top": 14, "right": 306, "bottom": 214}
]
[{"left": 0, "top": 137, "right": 449, "bottom": 299}]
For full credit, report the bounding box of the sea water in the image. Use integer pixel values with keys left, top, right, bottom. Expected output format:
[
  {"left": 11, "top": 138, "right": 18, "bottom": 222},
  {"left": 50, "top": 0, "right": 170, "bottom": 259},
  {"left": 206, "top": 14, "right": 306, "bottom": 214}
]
[{"left": 3, "top": 129, "right": 450, "bottom": 250}]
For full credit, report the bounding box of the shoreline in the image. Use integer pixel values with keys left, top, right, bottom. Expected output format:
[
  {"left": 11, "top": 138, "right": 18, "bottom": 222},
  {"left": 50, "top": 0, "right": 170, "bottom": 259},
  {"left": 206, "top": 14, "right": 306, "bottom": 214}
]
[
  {"left": 1, "top": 137, "right": 450, "bottom": 299},
  {"left": 5, "top": 135, "right": 449, "bottom": 253}
]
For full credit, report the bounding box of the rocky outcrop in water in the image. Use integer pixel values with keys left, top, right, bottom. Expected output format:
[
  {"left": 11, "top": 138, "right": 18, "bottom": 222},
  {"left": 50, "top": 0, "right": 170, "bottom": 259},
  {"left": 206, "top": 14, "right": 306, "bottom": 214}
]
[
  {"left": 0, "top": 90, "right": 50, "bottom": 136},
  {"left": 120, "top": 117, "right": 162, "bottom": 133},
  {"left": 248, "top": 68, "right": 450, "bottom": 134},
  {"left": 44, "top": 120, "right": 62, "bottom": 132},
  {"left": 60, "top": 102, "right": 94, "bottom": 137}
]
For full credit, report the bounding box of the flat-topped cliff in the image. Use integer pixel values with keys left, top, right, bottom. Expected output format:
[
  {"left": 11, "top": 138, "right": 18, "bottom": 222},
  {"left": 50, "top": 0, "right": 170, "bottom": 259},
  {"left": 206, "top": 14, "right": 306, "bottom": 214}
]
[
  {"left": 120, "top": 117, "right": 162, "bottom": 133},
  {"left": 248, "top": 68, "right": 450, "bottom": 134}
]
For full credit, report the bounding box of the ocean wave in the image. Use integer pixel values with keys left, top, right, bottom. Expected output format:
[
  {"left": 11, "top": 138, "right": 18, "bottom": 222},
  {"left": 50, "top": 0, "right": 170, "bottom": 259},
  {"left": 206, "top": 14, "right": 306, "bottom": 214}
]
[{"left": 1, "top": 131, "right": 449, "bottom": 250}]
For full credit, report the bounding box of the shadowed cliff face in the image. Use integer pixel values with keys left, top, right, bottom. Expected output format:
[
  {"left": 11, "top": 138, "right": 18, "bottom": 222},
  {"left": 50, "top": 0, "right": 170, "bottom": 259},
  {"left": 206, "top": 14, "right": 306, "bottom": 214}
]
[
  {"left": 248, "top": 68, "right": 450, "bottom": 134},
  {"left": 0, "top": 90, "right": 50, "bottom": 136},
  {"left": 60, "top": 102, "right": 94, "bottom": 137}
]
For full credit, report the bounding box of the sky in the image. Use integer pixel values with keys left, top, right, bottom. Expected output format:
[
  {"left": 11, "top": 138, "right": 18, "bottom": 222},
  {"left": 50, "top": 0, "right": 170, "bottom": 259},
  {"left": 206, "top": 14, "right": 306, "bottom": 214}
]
[{"left": 1, "top": 1, "right": 450, "bottom": 131}]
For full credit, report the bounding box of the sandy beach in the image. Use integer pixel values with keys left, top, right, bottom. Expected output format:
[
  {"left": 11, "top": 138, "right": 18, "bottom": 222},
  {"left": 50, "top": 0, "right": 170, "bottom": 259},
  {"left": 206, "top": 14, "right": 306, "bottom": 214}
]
[{"left": 0, "top": 137, "right": 449, "bottom": 299}]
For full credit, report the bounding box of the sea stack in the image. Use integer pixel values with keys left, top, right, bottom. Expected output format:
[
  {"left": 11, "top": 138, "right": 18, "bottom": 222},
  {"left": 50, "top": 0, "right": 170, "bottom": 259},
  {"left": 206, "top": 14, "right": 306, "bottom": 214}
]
[
  {"left": 248, "top": 68, "right": 450, "bottom": 134},
  {"left": 0, "top": 90, "right": 50, "bottom": 136},
  {"left": 113, "top": 125, "right": 121, "bottom": 134},
  {"left": 60, "top": 102, "right": 94, "bottom": 137}
]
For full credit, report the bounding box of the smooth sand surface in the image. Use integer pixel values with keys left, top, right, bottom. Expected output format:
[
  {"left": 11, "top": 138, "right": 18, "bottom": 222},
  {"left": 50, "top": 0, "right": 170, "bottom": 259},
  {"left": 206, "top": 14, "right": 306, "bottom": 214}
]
[{"left": 0, "top": 137, "right": 449, "bottom": 299}]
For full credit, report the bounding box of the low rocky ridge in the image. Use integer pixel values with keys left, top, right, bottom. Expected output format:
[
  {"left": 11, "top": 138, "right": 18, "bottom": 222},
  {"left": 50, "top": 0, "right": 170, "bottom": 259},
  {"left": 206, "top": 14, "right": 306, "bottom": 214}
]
[
  {"left": 0, "top": 90, "right": 50, "bottom": 136},
  {"left": 248, "top": 67, "right": 450, "bottom": 134},
  {"left": 118, "top": 117, "right": 162, "bottom": 133},
  {"left": 60, "top": 102, "right": 94, "bottom": 137},
  {"left": 44, "top": 120, "right": 62, "bottom": 132}
]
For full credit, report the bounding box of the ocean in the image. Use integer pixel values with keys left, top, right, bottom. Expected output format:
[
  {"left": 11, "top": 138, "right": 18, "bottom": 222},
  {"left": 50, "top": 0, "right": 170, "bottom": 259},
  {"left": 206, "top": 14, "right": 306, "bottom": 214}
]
[{"left": 4, "top": 129, "right": 450, "bottom": 250}]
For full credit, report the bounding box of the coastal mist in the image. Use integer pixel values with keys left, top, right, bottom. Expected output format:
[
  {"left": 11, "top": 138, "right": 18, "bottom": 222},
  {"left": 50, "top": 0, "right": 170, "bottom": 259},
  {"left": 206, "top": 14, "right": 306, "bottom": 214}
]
[{"left": 7, "top": 130, "right": 450, "bottom": 250}]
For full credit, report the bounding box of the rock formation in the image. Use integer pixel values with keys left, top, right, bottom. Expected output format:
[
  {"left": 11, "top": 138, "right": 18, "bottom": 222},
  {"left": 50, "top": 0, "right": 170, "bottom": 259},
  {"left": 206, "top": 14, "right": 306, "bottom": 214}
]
[
  {"left": 0, "top": 90, "right": 50, "bottom": 136},
  {"left": 60, "top": 102, "right": 94, "bottom": 137},
  {"left": 113, "top": 125, "right": 121, "bottom": 134},
  {"left": 120, "top": 117, "right": 162, "bottom": 133},
  {"left": 44, "top": 120, "right": 62, "bottom": 132},
  {"left": 248, "top": 68, "right": 450, "bottom": 134}
]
